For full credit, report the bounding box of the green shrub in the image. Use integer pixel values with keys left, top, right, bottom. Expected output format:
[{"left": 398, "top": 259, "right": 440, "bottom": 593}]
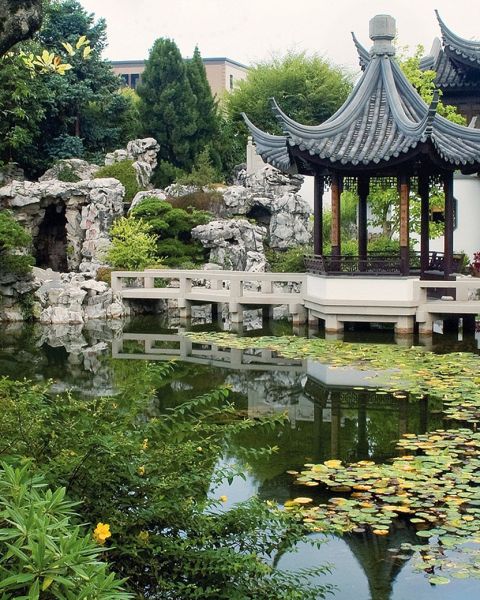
[
  {"left": 94, "top": 160, "right": 140, "bottom": 203},
  {"left": 267, "top": 245, "right": 312, "bottom": 273},
  {"left": 46, "top": 134, "right": 85, "bottom": 160},
  {"left": 0, "top": 212, "right": 34, "bottom": 277},
  {"left": 152, "top": 160, "right": 186, "bottom": 188},
  {"left": 176, "top": 148, "right": 222, "bottom": 187},
  {"left": 0, "top": 461, "right": 130, "bottom": 598},
  {"left": 55, "top": 162, "right": 81, "bottom": 183},
  {"left": 106, "top": 217, "right": 158, "bottom": 270}
]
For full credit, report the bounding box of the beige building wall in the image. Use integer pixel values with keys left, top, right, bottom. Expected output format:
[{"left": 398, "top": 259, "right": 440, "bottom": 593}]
[{"left": 111, "top": 58, "right": 248, "bottom": 98}]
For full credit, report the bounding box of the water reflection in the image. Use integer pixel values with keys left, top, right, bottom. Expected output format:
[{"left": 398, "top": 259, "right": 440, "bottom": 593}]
[{"left": 0, "top": 319, "right": 478, "bottom": 599}]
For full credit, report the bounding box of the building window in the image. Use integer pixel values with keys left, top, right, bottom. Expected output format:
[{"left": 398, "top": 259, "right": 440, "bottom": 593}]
[
  {"left": 120, "top": 74, "right": 129, "bottom": 86},
  {"left": 131, "top": 73, "right": 140, "bottom": 89},
  {"left": 229, "top": 74, "right": 234, "bottom": 90}
]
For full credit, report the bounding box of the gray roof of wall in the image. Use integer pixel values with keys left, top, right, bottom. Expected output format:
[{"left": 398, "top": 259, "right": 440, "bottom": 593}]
[{"left": 243, "top": 16, "right": 480, "bottom": 175}]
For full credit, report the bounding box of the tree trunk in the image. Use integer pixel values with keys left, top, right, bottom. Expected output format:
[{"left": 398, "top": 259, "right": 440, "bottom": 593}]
[{"left": 0, "top": 0, "right": 43, "bottom": 56}]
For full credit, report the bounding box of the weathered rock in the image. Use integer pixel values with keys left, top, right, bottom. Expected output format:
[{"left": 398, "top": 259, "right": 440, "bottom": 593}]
[
  {"left": 39, "top": 159, "right": 100, "bottom": 182},
  {"left": 105, "top": 137, "right": 160, "bottom": 188},
  {"left": 220, "top": 165, "right": 312, "bottom": 250},
  {"left": 164, "top": 183, "right": 199, "bottom": 198},
  {"left": 0, "top": 0, "right": 43, "bottom": 56},
  {"left": 192, "top": 219, "right": 267, "bottom": 271},
  {"left": 31, "top": 269, "right": 129, "bottom": 324},
  {"left": 0, "top": 178, "right": 124, "bottom": 272},
  {"left": 0, "top": 162, "right": 25, "bottom": 185}
]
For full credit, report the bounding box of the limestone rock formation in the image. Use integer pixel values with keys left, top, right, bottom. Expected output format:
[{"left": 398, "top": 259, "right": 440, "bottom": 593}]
[
  {"left": 33, "top": 268, "right": 129, "bottom": 324},
  {"left": 192, "top": 219, "right": 267, "bottom": 272},
  {"left": 129, "top": 189, "right": 167, "bottom": 212},
  {"left": 0, "top": 178, "right": 124, "bottom": 272},
  {"left": 222, "top": 165, "right": 311, "bottom": 250},
  {"left": 39, "top": 159, "right": 100, "bottom": 182},
  {"left": 0, "top": 0, "right": 43, "bottom": 56},
  {"left": 105, "top": 137, "right": 160, "bottom": 188}
]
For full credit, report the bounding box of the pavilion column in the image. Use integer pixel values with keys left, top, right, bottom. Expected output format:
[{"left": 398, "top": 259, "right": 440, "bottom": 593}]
[
  {"left": 418, "top": 173, "right": 430, "bottom": 277},
  {"left": 358, "top": 176, "right": 369, "bottom": 271},
  {"left": 443, "top": 172, "right": 454, "bottom": 279},
  {"left": 313, "top": 175, "right": 324, "bottom": 256},
  {"left": 331, "top": 173, "right": 342, "bottom": 265},
  {"left": 399, "top": 174, "right": 410, "bottom": 276}
]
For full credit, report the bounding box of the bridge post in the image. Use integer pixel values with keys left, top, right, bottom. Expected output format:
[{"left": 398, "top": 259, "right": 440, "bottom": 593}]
[
  {"left": 179, "top": 299, "right": 192, "bottom": 321},
  {"left": 290, "top": 303, "right": 307, "bottom": 325}
]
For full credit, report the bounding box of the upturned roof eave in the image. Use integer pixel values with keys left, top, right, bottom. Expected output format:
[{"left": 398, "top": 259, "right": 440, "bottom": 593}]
[{"left": 436, "top": 10, "right": 480, "bottom": 68}]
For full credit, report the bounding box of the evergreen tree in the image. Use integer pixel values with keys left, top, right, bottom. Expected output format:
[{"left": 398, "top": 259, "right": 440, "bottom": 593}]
[
  {"left": 138, "top": 38, "right": 198, "bottom": 171},
  {"left": 186, "top": 46, "right": 218, "bottom": 160}
]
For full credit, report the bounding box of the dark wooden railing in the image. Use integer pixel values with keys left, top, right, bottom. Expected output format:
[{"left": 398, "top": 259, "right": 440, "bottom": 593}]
[{"left": 304, "top": 251, "right": 463, "bottom": 276}]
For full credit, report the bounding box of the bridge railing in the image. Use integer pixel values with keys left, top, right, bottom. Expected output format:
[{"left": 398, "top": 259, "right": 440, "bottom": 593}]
[{"left": 111, "top": 269, "right": 306, "bottom": 300}]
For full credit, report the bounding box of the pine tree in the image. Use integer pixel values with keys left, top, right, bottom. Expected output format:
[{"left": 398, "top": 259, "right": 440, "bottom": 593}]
[
  {"left": 138, "top": 38, "right": 198, "bottom": 171},
  {"left": 186, "top": 46, "right": 218, "bottom": 160}
]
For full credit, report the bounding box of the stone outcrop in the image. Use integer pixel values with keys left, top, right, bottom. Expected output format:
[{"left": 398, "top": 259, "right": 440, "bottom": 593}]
[
  {"left": 223, "top": 165, "right": 311, "bottom": 249},
  {"left": 39, "top": 159, "right": 100, "bottom": 182},
  {"left": 0, "top": 162, "right": 25, "bottom": 186},
  {"left": 33, "top": 268, "right": 129, "bottom": 324},
  {"left": 0, "top": 0, "right": 43, "bottom": 56},
  {"left": 192, "top": 219, "right": 267, "bottom": 272},
  {"left": 105, "top": 137, "right": 160, "bottom": 188},
  {"left": 0, "top": 178, "right": 124, "bottom": 272}
]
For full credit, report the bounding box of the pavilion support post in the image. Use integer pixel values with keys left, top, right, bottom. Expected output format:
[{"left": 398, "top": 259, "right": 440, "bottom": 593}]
[
  {"left": 313, "top": 175, "right": 324, "bottom": 256},
  {"left": 331, "top": 173, "right": 342, "bottom": 270},
  {"left": 443, "top": 172, "right": 454, "bottom": 279},
  {"left": 358, "top": 176, "right": 369, "bottom": 272},
  {"left": 418, "top": 173, "right": 430, "bottom": 277},
  {"left": 399, "top": 174, "right": 410, "bottom": 276}
]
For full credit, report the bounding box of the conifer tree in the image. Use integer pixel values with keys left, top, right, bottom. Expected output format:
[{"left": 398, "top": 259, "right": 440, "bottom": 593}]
[
  {"left": 138, "top": 38, "right": 198, "bottom": 171},
  {"left": 186, "top": 46, "right": 218, "bottom": 160}
]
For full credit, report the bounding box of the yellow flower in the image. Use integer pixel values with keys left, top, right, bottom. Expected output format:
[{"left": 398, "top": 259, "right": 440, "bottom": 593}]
[
  {"left": 93, "top": 522, "right": 111, "bottom": 545},
  {"left": 142, "top": 438, "right": 148, "bottom": 450},
  {"left": 138, "top": 530, "right": 149, "bottom": 543},
  {"left": 219, "top": 495, "right": 228, "bottom": 503},
  {"left": 137, "top": 465, "right": 145, "bottom": 476}
]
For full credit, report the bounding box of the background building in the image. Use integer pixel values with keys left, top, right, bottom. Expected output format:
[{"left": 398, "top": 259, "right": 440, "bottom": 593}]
[{"left": 111, "top": 57, "right": 248, "bottom": 99}]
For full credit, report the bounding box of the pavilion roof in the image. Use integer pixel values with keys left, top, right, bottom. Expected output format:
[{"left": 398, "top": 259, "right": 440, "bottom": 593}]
[
  {"left": 435, "top": 10, "right": 480, "bottom": 71},
  {"left": 244, "top": 15, "right": 480, "bottom": 176}
]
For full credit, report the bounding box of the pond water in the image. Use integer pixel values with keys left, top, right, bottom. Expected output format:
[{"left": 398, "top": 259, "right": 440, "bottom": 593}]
[{"left": 1, "top": 316, "right": 480, "bottom": 600}]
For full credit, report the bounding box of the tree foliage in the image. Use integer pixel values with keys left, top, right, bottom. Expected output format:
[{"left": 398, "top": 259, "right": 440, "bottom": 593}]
[
  {"left": 105, "top": 216, "right": 158, "bottom": 270},
  {"left": 0, "top": 211, "right": 34, "bottom": 276},
  {"left": 224, "top": 51, "right": 353, "bottom": 140}
]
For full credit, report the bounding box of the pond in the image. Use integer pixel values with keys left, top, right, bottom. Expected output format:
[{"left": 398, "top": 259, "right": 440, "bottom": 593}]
[{"left": 1, "top": 316, "right": 480, "bottom": 600}]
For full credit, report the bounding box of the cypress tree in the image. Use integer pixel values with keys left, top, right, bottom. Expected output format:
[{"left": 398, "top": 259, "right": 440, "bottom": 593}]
[
  {"left": 138, "top": 38, "right": 198, "bottom": 170},
  {"left": 186, "top": 46, "right": 218, "bottom": 159}
]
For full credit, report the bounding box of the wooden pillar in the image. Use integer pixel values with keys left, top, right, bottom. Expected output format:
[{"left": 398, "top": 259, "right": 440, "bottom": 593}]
[
  {"left": 313, "top": 175, "right": 324, "bottom": 255},
  {"left": 358, "top": 176, "right": 369, "bottom": 271},
  {"left": 443, "top": 172, "right": 454, "bottom": 279},
  {"left": 331, "top": 173, "right": 342, "bottom": 263},
  {"left": 418, "top": 173, "right": 430, "bottom": 276},
  {"left": 399, "top": 174, "right": 410, "bottom": 276}
]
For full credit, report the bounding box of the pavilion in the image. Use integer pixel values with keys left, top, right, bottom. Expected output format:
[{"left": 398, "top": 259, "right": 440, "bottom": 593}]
[{"left": 243, "top": 15, "right": 480, "bottom": 280}]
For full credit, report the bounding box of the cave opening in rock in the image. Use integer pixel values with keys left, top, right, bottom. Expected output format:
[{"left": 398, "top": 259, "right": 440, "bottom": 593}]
[
  {"left": 246, "top": 205, "right": 271, "bottom": 228},
  {"left": 36, "top": 203, "right": 68, "bottom": 272}
]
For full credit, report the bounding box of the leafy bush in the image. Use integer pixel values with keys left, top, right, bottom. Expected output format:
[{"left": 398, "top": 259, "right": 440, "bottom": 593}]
[
  {"left": 266, "top": 245, "right": 312, "bottom": 273},
  {"left": 131, "top": 197, "right": 211, "bottom": 266},
  {"left": 152, "top": 160, "right": 186, "bottom": 189},
  {"left": 55, "top": 162, "right": 81, "bottom": 182},
  {"left": 46, "top": 134, "right": 85, "bottom": 160},
  {"left": 0, "top": 212, "right": 34, "bottom": 277},
  {"left": 106, "top": 217, "right": 158, "bottom": 270},
  {"left": 0, "top": 368, "right": 332, "bottom": 600},
  {"left": 0, "top": 461, "right": 130, "bottom": 598},
  {"left": 176, "top": 148, "right": 222, "bottom": 187},
  {"left": 94, "top": 160, "right": 140, "bottom": 203}
]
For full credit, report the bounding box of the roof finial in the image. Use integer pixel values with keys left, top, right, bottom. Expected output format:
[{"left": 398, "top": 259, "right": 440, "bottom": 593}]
[{"left": 369, "top": 14, "right": 396, "bottom": 56}]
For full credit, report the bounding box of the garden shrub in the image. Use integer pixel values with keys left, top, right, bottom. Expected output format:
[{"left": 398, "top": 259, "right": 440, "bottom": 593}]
[
  {"left": 0, "top": 212, "right": 34, "bottom": 277},
  {"left": 46, "top": 134, "right": 85, "bottom": 160},
  {"left": 94, "top": 160, "right": 140, "bottom": 203},
  {"left": 176, "top": 148, "right": 222, "bottom": 187},
  {"left": 152, "top": 160, "right": 186, "bottom": 188},
  {"left": 131, "top": 197, "right": 211, "bottom": 266},
  {"left": 0, "top": 461, "right": 129, "bottom": 598},
  {"left": 167, "top": 189, "right": 225, "bottom": 215},
  {"left": 106, "top": 217, "right": 157, "bottom": 270},
  {"left": 55, "top": 162, "right": 81, "bottom": 183},
  {"left": 266, "top": 245, "right": 312, "bottom": 273},
  {"left": 0, "top": 371, "right": 332, "bottom": 599}
]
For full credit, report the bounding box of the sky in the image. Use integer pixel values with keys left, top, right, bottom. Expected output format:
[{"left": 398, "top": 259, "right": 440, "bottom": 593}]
[{"left": 78, "top": 0, "right": 480, "bottom": 72}]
